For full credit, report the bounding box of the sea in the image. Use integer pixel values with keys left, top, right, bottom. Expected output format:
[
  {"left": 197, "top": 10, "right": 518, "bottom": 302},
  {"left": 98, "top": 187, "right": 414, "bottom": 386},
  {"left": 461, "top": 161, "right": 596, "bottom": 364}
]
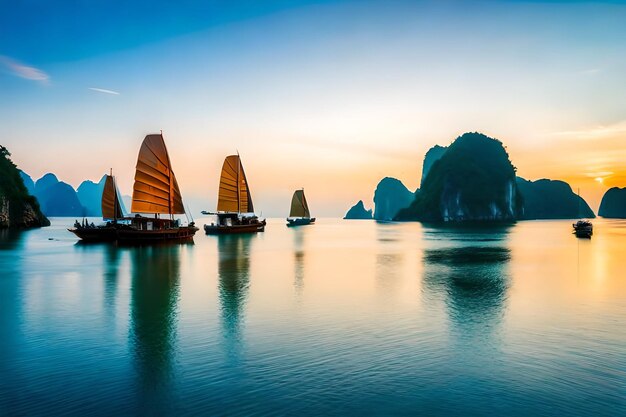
[{"left": 1, "top": 217, "right": 625, "bottom": 416}]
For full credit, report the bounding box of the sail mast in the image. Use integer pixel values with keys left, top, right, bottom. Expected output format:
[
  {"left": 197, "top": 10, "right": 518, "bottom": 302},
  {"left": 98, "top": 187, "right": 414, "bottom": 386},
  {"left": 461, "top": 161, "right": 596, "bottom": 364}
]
[
  {"left": 112, "top": 168, "right": 117, "bottom": 220},
  {"left": 237, "top": 153, "right": 241, "bottom": 213}
]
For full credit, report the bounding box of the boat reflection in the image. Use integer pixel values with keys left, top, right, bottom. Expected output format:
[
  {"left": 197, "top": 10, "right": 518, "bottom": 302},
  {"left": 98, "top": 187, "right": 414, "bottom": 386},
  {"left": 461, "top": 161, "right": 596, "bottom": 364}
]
[
  {"left": 292, "top": 227, "right": 305, "bottom": 297},
  {"left": 217, "top": 234, "right": 254, "bottom": 353},
  {"left": 128, "top": 244, "right": 182, "bottom": 411},
  {"left": 421, "top": 225, "right": 512, "bottom": 338}
]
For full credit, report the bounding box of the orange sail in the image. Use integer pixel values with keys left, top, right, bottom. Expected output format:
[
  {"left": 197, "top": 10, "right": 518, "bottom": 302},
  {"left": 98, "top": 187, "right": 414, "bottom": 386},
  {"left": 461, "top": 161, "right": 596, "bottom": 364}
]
[
  {"left": 131, "top": 133, "right": 185, "bottom": 215},
  {"left": 101, "top": 175, "right": 123, "bottom": 220},
  {"left": 217, "top": 155, "right": 254, "bottom": 213}
]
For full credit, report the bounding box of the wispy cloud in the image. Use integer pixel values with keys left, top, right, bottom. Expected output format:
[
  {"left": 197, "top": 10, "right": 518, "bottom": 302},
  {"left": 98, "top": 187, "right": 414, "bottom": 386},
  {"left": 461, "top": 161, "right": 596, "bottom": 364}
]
[
  {"left": 0, "top": 55, "right": 49, "bottom": 84},
  {"left": 577, "top": 68, "right": 602, "bottom": 76},
  {"left": 88, "top": 87, "right": 120, "bottom": 95},
  {"left": 548, "top": 120, "right": 626, "bottom": 140}
]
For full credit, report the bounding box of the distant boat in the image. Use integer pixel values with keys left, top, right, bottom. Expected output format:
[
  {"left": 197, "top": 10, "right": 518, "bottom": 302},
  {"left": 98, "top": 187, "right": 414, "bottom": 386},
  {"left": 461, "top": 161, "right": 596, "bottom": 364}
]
[
  {"left": 68, "top": 171, "right": 126, "bottom": 242},
  {"left": 203, "top": 154, "right": 266, "bottom": 235},
  {"left": 286, "top": 189, "right": 315, "bottom": 227},
  {"left": 572, "top": 188, "right": 593, "bottom": 239},
  {"left": 573, "top": 220, "right": 593, "bottom": 238},
  {"left": 115, "top": 133, "right": 198, "bottom": 243}
]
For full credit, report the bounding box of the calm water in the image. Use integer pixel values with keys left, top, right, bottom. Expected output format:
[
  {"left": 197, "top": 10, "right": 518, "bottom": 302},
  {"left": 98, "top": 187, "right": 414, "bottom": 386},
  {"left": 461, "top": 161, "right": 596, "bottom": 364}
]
[{"left": 1, "top": 218, "right": 625, "bottom": 416}]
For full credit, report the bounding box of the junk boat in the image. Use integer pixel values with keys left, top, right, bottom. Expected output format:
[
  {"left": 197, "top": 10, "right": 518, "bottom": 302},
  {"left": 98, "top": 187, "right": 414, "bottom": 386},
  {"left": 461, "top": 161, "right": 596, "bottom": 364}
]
[
  {"left": 115, "top": 133, "right": 197, "bottom": 243},
  {"left": 204, "top": 154, "right": 266, "bottom": 235},
  {"left": 573, "top": 220, "right": 593, "bottom": 238},
  {"left": 286, "top": 189, "right": 315, "bottom": 227}
]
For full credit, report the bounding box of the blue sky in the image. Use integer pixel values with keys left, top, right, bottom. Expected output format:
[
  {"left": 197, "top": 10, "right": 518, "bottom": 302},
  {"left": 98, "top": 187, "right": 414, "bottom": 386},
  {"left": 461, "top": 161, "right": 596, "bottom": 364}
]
[{"left": 2, "top": 0, "right": 626, "bottom": 216}]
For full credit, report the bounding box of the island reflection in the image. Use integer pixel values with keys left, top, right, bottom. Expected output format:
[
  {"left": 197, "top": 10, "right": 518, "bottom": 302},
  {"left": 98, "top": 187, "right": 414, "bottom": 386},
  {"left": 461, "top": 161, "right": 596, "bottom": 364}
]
[{"left": 421, "top": 225, "right": 512, "bottom": 340}]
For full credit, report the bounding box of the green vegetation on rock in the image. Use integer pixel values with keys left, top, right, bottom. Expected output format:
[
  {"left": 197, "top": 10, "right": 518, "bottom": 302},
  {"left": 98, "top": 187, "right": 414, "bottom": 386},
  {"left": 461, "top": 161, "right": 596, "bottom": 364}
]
[
  {"left": 0, "top": 146, "right": 50, "bottom": 228},
  {"left": 396, "top": 132, "right": 522, "bottom": 222}
]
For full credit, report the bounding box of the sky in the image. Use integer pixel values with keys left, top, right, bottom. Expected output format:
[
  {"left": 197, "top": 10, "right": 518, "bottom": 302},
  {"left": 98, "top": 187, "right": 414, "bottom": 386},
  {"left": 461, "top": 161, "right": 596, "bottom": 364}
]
[{"left": 1, "top": 0, "right": 625, "bottom": 217}]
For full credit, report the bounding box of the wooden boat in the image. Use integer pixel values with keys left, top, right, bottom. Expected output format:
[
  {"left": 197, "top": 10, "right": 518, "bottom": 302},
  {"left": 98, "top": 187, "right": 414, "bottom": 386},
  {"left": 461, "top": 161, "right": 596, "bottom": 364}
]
[
  {"left": 573, "top": 220, "right": 593, "bottom": 238},
  {"left": 68, "top": 172, "right": 126, "bottom": 242},
  {"left": 204, "top": 154, "right": 266, "bottom": 235},
  {"left": 286, "top": 189, "right": 315, "bottom": 227},
  {"left": 117, "top": 133, "right": 198, "bottom": 244}
]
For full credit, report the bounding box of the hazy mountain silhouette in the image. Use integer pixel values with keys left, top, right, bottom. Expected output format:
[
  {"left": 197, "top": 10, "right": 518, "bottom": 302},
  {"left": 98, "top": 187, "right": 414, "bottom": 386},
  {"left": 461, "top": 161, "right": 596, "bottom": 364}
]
[
  {"left": 373, "top": 177, "right": 416, "bottom": 221},
  {"left": 18, "top": 171, "right": 116, "bottom": 217},
  {"left": 0, "top": 146, "right": 49, "bottom": 228},
  {"left": 396, "top": 133, "right": 522, "bottom": 222},
  {"left": 77, "top": 175, "right": 107, "bottom": 216},
  {"left": 517, "top": 177, "right": 595, "bottom": 219},
  {"left": 344, "top": 200, "right": 373, "bottom": 219},
  {"left": 599, "top": 187, "right": 626, "bottom": 218},
  {"left": 34, "top": 173, "right": 84, "bottom": 217}
]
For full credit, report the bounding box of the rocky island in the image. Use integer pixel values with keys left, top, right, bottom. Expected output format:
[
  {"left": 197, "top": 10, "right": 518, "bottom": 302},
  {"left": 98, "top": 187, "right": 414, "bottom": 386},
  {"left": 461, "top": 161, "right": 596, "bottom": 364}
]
[
  {"left": 599, "top": 187, "right": 626, "bottom": 218},
  {"left": 395, "top": 132, "right": 522, "bottom": 222},
  {"left": 373, "top": 177, "right": 415, "bottom": 221},
  {"left": 0, "top": 146, "right": 49, "bottom": 228},
  {"left": 344, "top": 200, "right": 373, "bottom": 219},
  {"left": 516, "top": 178, "right": 595, "bottom": 219}
]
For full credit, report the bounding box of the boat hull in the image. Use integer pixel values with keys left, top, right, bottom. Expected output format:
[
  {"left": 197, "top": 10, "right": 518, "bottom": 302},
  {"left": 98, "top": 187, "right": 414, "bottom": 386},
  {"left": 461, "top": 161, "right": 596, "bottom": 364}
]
[
  {"left": 204, "top": 221, "right": 266, "bottom": 235},
  {"left": 68, "top": 227, "right": 118, "bottom": 242},
  {"left": 574, "top": 229, "right": 593, "bottom": 238},
  {"left": 573, "top": 221, "right": 593, "bottom": 239},
  {"left": 116, "top": 226, "right": 199, "bottom": 244},
  {"left": 286, "top": 217, "right": 316, "bottom": 227}
]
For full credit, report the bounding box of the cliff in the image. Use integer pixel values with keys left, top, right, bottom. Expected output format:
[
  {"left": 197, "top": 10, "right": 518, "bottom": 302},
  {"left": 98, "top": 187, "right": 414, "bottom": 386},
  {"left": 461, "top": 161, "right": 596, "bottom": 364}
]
[
  {"left": 420, "top": 145, "right": 447, "bottom": 188},
  {"left": 517, "top": 177, "right": 595, "bottom": 219},
  {"left": 373, "top": 177, "right": 416, "bottom": 221},
  {"left": 598, "top": 187, "right": 626, "bottom": 218},
  {"left": 344, "top": 200, "right": 373, "bottom": 220},
  {"left": 0, "top": 146, "right": 50, "bottom": 228},
  {"left": 395, "top": 132, "right": 522, "bottom": 222}
]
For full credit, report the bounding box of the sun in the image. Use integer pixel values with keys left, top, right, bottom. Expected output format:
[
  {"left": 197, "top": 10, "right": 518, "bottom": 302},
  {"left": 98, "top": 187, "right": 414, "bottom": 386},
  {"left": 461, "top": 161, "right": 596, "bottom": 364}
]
[{"left": 595, "top": 177, "right": 604, "bottom": 184}]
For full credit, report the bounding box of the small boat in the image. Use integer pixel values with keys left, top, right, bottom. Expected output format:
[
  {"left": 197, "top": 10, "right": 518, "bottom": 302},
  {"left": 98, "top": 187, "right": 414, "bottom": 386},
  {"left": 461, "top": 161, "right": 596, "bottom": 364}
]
[
  {"left": 116, "top": 133, "right": 198, "bottom": 244},
  {"left": 286, "top": 189, "right": 315, "bottom": 227},
  {"left": 204, "top": 154, "right": 266, "bottom": 235},
  {"left": 573, "top": 220, "right": 593, "bottom": 238},
  {"left": 68, "top": 171, "right": 127, "bottom": 242}
]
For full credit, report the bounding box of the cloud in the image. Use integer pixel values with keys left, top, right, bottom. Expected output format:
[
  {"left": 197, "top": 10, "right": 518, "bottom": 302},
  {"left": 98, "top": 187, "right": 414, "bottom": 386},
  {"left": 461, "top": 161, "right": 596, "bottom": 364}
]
[
  {"left": 548, "top": 120, "right": 626, "bottom": 140},
  {"left": 0, "top": 55, "right": 49, "bottom": 83},
  {"left": 88, "top": 87, "right": 120, "bottom": 95}
]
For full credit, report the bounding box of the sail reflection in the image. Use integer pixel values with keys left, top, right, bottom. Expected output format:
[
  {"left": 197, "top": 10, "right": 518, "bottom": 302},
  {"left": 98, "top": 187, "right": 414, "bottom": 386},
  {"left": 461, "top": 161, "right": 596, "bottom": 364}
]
[
  {"left": 292, "top": 227, "right": 305, "bottom": 297},
  {"left": 375, "top": 224, "right": 404, "bottom": 296},
  {"left": 421, "top": 225, "right": 512, "bottom": 337},
  {"left": 129, "top": 244, "right": 182, "bottom": 410},
  {"left": 217, "top": 235, "right": 254, "bottom": 349}
]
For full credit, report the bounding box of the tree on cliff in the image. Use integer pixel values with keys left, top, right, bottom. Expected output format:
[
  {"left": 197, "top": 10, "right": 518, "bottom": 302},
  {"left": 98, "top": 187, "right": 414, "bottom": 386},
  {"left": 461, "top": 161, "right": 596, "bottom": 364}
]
[{"left": 0, "top": 145, "right": 50, "bottom": 228}]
